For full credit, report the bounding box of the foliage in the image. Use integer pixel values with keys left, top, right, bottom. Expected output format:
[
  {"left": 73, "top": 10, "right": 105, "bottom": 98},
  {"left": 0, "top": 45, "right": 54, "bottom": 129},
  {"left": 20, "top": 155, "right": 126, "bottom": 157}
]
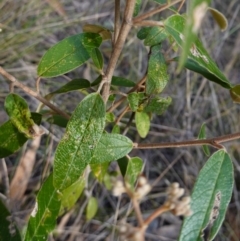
[{"left": 0, "top": 1, "right": 238, "bottom": 241}]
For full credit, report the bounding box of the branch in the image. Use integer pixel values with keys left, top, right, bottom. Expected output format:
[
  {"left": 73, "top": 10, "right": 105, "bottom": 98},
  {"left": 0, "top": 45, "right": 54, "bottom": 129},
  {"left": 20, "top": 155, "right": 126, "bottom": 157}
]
[
  {"left": 0, "top": 66, "right": 70, "bottom": 120},
  {"left": 133, "top": 132, "right": 240, "bottom": 149},
  {"left": 114, "top": 0, "right": 121, "bottom": 44},
  {"left": 144, "top": 205, "right": 170, "bottom": 227},
  {"left": 101, "top": 0, "right": 136, "bottom": 103},
  {"left": 107, "top": 74, "right": 147, "bottom": 112},
  {"left": 134, "top": 20, "right": 164, "bottom": 27},
  {"left": 133, "top": 0, "right": 182, "bottom": 23}
]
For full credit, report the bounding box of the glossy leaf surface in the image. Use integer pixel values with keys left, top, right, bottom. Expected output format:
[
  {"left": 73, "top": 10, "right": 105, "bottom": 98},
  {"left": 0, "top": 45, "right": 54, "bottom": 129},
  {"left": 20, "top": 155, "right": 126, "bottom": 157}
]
[
  {"left": 91, "top": 75, "right": 135, "bottom": 87},
  {"left": 24, "top": 174, "right": 61, "bottom": 241},
  {"left": 90, "top": 133, "right": 133, "bottom": 164},
  {"left": 47, "top": 114, "right": 68, "bottom": 128},
  {"left": 137, "top": 27, "right": 151, "bottom": 40},
  {"left": 53, "top": 93, "right": 105, "bottom": 190},
  {"left": 179, "top": 150, "right": 233, "bottom": 241},
  {"left": 165, "top": 15, "right": 231, "bottom": 89},
  {"left": 0, "top": 199, "right": 21, "bottom": 241},
  {"left": 83, "top": 24, "right": 111, "bottom": 40},
  {"left": 146, "top": 45, "right": 169, "bottom": 95},
  {"left": 38, "top": 33, "right": 102, "bottom": 77},
  {"left": 45, "top": 79, "right": 90, "bottom": 100},
  {"left": 178, "top": 0, "right": 211, "bottom": 69},
  {"left": 117, "top": 156, "right": 129, "bottom": 177},
  {"left": 91, "top": 48, "right": 103, "bottom": 70},
  {"left": 0, "top": 113, "right": 41, "bottom": 158},
  {"left": 111, "top": 76, "right": 135, "bottom": 87}
]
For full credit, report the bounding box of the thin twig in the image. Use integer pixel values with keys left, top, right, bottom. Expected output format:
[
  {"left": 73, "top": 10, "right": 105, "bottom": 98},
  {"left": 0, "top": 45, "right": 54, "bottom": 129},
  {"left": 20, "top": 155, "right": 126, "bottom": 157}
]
[
  {"left": 0, "top": 66, "right": 70, "bottom": 120},
  {"left": 115, "top": 106, "right": 130, "bottom": 124},
  {"left": 101, "top": 0, "right": 136, "bottom": 103},
  {"left": 114, "top": 0, "right": 121, "bottom": 44},
  {"left": 36, "top": 77, "right": 41, "bottom": 93},
  {"left": 132, "top": 197, "right": 145, "bottom": 227},
  {"left": 122, "top": 112, "right": 135, "bottom": 135},
  {"left": 133, "top": 0, "right": 182, "bottom": 23},
  {"left": 177, "top": 0, "right": 186, "bottom": 12},
  {"left": 144, "top": 205, "right": 170, "bottom": 227},
  {"left": 133, "top": 132, "right": 240, "bottom": 149},
  {"left": 107, "top": 75, "right": 147, "bottom": 112},
  {"left": 134, "top": 20, "right": 164, "bottom": 27},
  {"left": 0, "top": 158, "right": 10, "bottom": 197}
]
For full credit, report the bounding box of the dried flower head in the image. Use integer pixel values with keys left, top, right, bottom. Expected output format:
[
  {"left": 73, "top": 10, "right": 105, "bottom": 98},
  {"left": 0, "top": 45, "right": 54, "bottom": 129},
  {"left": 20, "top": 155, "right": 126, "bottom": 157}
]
[
  {"left": 134, "top": 175, "right": 151, "bottom": 200},
  {"left": 112, "top": 179, "right": 126, "bottom": 197},
  {"left": 165, "top": 182, "right": 192, "bottom": 217}
]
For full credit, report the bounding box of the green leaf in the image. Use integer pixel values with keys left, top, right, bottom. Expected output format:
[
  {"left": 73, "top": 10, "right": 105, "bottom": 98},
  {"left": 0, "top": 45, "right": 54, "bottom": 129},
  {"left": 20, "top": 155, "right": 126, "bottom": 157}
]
[
  {"left": 91, "top": 48, "right": 104, "bottom": 70},
  {"left": 176, "top": 57, "right": 232, "bottom": 89},
  {"left": 134, "top": 0, "right": 142, "bottom": 17},
  {"left": 143, "top": 96, "right": 171, "bottom": 115},
  {"left": 47, "top": 114, "right": 68, "bottom": 128},
  {"left": 152, "top": 0, "right": 166, "bottom": 4},
  {"left": 91, "top": 162, "right": 109, "bottom": 183},
  {"left": 111, "top": 76, "right": 135, "bottom": 87},
  {"left": 179, "top": 150, "right": 234, "bottom": 241},
  {"left": 117, "top": 156, "right": 129, "bottom": 177},
  {"left": 53, "top": 93, "right": 105, "bottom": 190},
  {"left": 91, "top": 75, "right": 135, "bottom": 87},
  {"left": 5, "top": 93, "right": 43, "bottom": 138},
  {"left": 103, "top": 172, "right": 114, "bottom": 190},
  {"left": 0, "top": 113, "right": 42, "bottom": 158},
  {"left": 135, "top": 111, "right": 150, "bottom": 138},
  {"left": 106, "top": 112, "right": 115, "bottom": 123},
  {"left": 45, "top": 79, "right": 90, "bottom": 100},
  {"left": 112, "top": 124, "right": 120, "bottom": 134},
  {"left": 24, "top": 173, "right": 61, "bottom": 241},
  {"left": 198, "top": 123, "right": 210, "bottom": 156},
  {"left": 165, "top": 15, "right": 232, "bottom": 89},
  {"left": 90, "top": 75, "right": 102, "bottom": 86},
  {"left": 0, "top": 199, "right": 21, "bottom": 241},
  {"left": 127, "top": 92, "right": 146, "bottom": 112},
  {"left": 83, "top": 24, "right": 112, "bottom": 41},
  {"left": 144, "top": 26, "right": 167, "bottom": 46},
  {"left": 230, "top": 85, "right": 240, "bottom": 103},
  {"left": 125, "top": 157, "right": 143, "bottom": 188},
  {"left": 208, "top": 7, "right": 228, "bottom": 31},
  {"left": 137, "top": 27, "right": 151, "bottom": 40},
  {"left": 60, "top": 177, "right": 85, "bottom": 215},
  {"left": 146, "top": 45, "right": 169, "bottom": 95},
  {"left": 38, "top": 33, "right": 102, "bottom": 77},
  {"left": 86, "top": 197, "right": 98, "bottom": 221},
  {"left": 90, "top": 133, "right": 133, "bottom": 164},
  {"left": 178, "top": 1, "right": 211, "bottom": 69}
]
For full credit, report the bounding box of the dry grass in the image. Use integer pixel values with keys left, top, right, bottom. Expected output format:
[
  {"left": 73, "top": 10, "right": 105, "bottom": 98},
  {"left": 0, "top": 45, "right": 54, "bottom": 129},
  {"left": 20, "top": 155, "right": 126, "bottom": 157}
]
[{"left": 0, "top": 0, "right": 240, "bottom": 240}]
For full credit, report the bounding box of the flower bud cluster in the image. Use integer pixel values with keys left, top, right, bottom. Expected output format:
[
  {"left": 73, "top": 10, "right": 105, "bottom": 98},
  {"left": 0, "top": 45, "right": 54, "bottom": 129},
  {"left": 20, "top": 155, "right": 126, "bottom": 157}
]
[
  {"left": 134, "top": 176, "right": 151, "bottom": 200},
  {"left": 118, "top": 222, "right": 145, "bottom": 241},
  {"left": 165, "top": 182, "right": 192, "bottom": 217},
  {"left": 112, "top": 176, "right": 151, "bottom": 200},
  {"left": 112, "top": 179, "right": 126, "bottom": 197}
]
